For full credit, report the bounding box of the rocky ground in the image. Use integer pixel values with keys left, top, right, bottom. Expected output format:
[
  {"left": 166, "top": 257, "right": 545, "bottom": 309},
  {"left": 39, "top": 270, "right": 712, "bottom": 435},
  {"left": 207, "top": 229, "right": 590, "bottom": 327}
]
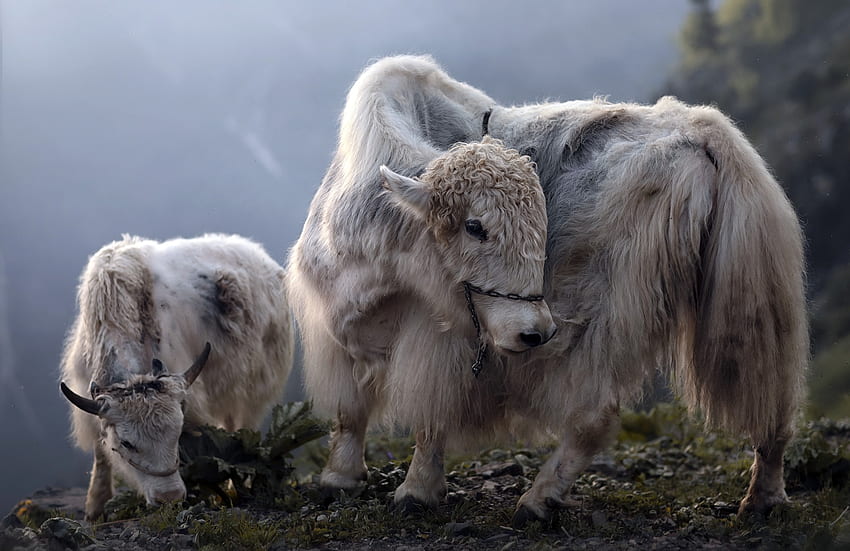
[{"left": 4, "top": 405, "right": 850, "bottom": 550}]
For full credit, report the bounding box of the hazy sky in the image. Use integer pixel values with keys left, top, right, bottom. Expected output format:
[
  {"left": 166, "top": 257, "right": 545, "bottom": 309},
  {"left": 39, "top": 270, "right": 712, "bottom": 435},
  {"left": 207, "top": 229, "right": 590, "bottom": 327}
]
[{"left": 0, "top": 0, "right": 689, "bottom": 511}]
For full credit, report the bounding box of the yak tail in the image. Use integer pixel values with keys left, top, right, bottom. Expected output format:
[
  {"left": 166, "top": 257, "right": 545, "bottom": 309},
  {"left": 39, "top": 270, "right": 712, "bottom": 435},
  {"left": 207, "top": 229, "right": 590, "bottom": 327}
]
[
  {"left": 601, "top": 99, "right": 807, "bottom": 446},
  {"left": 669, "top": 106, "right": 808, "bottom": 446}
]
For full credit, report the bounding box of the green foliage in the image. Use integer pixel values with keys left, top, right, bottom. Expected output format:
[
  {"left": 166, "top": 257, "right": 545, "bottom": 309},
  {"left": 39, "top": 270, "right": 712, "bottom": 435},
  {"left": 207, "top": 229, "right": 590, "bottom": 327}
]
[
  {"left": 679, "top": 0, "right": 720, "bottom": 68},
  {"left": 619, "top": 402, "right": 702, "bottom": 443},
  {"left": 179, "top": 401, "right": 329, "bottom": 507},
  {"left": 785, "top": 419, "right": 850, "bottom": 491},
  {"left": 809, "top": 336, "right": 850, "bottom": 419}
]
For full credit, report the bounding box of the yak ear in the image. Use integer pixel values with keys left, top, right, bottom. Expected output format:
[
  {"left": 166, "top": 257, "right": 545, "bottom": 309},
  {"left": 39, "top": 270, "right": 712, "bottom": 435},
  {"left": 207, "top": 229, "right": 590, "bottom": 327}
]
[
  {"left": 102, "top": 347, "right": 123, "bottom": 386},
  {"left": 151, "top": 358, "right": 168, "bottom": 377},
  {"left": 380, "top": 165, "right": 430, "bottom": 219}
]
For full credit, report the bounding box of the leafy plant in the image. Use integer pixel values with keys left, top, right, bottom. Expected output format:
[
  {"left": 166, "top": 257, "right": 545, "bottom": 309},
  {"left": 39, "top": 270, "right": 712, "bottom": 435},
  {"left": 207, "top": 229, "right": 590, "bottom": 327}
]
[{"left": 179, "top": 401, "right": 329, "bottom": 507}]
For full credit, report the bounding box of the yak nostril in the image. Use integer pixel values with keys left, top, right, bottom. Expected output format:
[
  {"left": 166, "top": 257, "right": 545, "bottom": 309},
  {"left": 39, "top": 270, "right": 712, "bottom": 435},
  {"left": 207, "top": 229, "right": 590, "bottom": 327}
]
[{"left": 519, "top": 332, "right": 544, "bottom": 348}]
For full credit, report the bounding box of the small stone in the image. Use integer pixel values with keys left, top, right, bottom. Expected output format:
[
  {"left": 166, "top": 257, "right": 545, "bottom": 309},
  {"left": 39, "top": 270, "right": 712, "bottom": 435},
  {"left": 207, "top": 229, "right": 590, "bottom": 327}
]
[
  {"left": 0, "top": 513, "right": 24, "bottom": 530},
  {"left": 171, "top": 533, "right": 195, "bottom": 548},
  {"left": 481, "top": 480, "right": 499, "bottom": 492},
  {"left": 0, "top": 526, "right": 39, "bottom": 551},
  {"left": 484, "top": 532, "right": 512, "bottom": 543},
  {"left": 445, "top": 521, "right": 473, "bottom": 536},
  {"left": 40, "top": 517, "right": 95, "bottom": 548},
  {"left": 176, "top": 509, "right": 192, "bottom": 525},
  {"left": 316, "top": 514, "right": 328, "bottom": 522},
  {"left": 478, "top": 461, "right": 524, "bottom": 478},
  {"left": 591, "top": 510, "right": 608, "bottom": 528}
]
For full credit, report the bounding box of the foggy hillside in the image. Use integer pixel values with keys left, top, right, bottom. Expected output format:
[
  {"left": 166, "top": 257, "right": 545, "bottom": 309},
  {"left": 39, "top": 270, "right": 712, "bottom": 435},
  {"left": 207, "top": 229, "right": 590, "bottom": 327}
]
[{"left": 0, "top": 0, "right": 689, "bottom": 511}]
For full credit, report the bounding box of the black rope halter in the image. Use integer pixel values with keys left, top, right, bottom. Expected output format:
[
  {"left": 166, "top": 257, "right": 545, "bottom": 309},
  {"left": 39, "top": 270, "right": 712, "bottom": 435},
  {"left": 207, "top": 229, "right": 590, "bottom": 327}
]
[
  {"left": 111, "top": 446, "right": 180, "bottom": 478},
  {"left": 462, "top": 281, "right": 545, "bottom": 377},
  {"left": 482, "top": 108, "right": 493, "bottom": 137}
]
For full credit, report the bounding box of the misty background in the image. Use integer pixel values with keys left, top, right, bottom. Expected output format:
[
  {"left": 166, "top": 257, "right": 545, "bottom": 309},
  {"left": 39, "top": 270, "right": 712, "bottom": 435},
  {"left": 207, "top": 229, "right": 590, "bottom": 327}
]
[{"left": 2, "top": 0, "right": 848, "bottom": 515}]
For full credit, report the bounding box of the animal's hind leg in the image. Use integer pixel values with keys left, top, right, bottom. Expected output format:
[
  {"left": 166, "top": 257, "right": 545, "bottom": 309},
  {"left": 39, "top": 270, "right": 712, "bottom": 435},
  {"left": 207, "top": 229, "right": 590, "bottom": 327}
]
[
  {"left": 739, "top": 431, "right": 791, "bottom": 515},
  {"left": 85, "top": 443, "right": 113, "bottom": 521},
  {"left": 394, "top": 430, "right": 446, "bottom": 511},
  {"left": 513, "top": 405, "right": 619, "bottom": 528}
]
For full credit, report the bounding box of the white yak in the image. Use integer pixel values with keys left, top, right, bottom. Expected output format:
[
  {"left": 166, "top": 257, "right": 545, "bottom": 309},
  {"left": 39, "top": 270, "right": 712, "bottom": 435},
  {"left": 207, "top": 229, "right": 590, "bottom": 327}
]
[
  {"left": 60, "top": 234, "right": 293, "bottom": 520},
  {"left": 288, "top": 56, "right": 807, "bottom": 526}
]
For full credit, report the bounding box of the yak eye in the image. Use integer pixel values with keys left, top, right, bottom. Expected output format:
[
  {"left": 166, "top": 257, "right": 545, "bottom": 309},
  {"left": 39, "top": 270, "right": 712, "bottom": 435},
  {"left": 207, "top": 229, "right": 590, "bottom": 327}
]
[
  {"left": 120, "top": 440, "right": 136, "bottom": 451},
  {"left": 464, "top": 219, "right": 488, "bottom": 242},
  {"left": 521, "top": 147, "right": 537, "bottom": 162}
]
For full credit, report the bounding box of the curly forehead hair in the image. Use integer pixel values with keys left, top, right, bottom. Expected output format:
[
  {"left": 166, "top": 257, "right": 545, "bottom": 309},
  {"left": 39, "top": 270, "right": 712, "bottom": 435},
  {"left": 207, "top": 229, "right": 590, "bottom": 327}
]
[{"left": 419, "top": 136, "right": 541, "bottom": 239}]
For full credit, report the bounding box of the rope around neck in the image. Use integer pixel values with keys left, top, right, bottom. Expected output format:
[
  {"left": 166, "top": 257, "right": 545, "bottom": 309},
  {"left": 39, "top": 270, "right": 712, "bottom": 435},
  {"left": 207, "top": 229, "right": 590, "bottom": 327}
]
[
  {"left": 112, "top": 447, "right": 180, "bottom": 478},
  {"left": 462, "top": 281, "right": 545, "bottom": 377}
]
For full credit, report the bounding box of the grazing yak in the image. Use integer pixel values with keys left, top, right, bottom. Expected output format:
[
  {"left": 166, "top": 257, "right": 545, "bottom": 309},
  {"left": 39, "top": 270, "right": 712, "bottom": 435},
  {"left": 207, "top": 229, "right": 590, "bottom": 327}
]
[
  {"left": 60, "top": 234, "right": 293, "bottom": 520},
  {"left": 288, "top": 56, "right": 807, "bottom": 526}
]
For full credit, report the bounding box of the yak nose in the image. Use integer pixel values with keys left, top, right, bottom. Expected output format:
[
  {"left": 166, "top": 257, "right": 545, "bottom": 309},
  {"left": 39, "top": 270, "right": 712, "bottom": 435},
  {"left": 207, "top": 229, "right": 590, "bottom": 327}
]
[
  {"left": 520, "top": 331, "right": 544, "bottom": 347},
  {"left": 152, "top": 487, "right": 186, "bottom": 504},
  {"left": 519, "top": 324, "right": 557, "bottom": 348}
]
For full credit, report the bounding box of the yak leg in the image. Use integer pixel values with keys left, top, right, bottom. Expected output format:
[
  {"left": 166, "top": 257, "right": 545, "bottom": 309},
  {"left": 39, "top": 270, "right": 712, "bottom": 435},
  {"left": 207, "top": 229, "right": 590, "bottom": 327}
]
[
  {"left": 513, "top": 406, "right": 619, "bottom": 527},
  {"left": 394, "top": 430, "right": 446, "bottom": 511},
  {"left": 85, "top": 443, "right": 113, "bottom": 521},
  {"left": 321, "top": 404, "right": 371, "bottom": 490},
  {"left": 739, "top": 432, "right": 790, "bottom": 515}
]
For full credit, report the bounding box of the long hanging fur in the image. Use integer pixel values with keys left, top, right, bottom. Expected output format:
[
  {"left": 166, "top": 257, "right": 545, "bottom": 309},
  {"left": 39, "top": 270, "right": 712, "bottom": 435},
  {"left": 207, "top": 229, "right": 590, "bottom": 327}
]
[{"left": 672, "top": 103, "right": 807, "bottom": 444}]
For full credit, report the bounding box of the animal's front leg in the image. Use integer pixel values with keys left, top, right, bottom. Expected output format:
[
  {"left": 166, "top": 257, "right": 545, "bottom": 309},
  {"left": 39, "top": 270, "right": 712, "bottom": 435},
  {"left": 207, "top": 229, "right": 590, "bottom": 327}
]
[
  {"left": 394, "top": 430, "right": 446, "bottom": 511},
  {"left": 513, "top": 407, "right": 619, "bottom": 527},
  {"left": 85, "top": 443, "right": 113, "bottom": 521}
]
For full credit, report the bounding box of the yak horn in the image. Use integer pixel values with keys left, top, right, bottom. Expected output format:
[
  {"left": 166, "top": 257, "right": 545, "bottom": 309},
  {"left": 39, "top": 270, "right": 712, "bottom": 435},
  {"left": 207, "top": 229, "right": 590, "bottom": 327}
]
[
  {"left": 60, "top": 382, "right": 103, "bottom": 416},
  {"left": 183, "top": 342, "right": 211, "bottom": 386}
]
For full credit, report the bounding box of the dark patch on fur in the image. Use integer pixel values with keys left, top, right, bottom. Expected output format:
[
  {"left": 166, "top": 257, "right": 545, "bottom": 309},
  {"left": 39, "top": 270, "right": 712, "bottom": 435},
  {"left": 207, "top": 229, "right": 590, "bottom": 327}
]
[
  {"left": 562, "top": 110, "right": 628, "bottom": 166},
  {"left": 718, "top": 356, "right": 741, "bottom": 387},
  {"left": 704, "top": 147, "right": 719, "bottom": 170}
]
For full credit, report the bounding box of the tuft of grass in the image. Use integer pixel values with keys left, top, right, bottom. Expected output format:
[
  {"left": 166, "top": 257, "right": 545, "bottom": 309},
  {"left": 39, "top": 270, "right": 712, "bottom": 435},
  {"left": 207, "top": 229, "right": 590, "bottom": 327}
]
[
  {"left": 190, "top": 508, "right": 283, "bottom": 551},
  {"left": 140, "top": 500, "right": 184, "bottom": 533},
  {"left": 103, "top": 490, "right": 148, "bottom": 521}
]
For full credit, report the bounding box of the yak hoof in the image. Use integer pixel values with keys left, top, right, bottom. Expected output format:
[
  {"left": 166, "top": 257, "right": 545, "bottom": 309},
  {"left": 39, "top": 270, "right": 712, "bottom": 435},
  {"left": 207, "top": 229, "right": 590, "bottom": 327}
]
[
  {"left": 394, "top": 495, "right": 430, "bottom": 516},
  {"left": 738, "top": 492, "right": 790, "bottom": 517},
  {"left": 512, "top": 504, "right": 549, "bottom": 529}
]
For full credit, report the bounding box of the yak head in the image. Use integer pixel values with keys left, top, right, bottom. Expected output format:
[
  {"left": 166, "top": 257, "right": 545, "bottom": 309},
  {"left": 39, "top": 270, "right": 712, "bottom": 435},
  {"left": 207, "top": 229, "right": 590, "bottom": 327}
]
[
  {"left": 381, "top": 137, "right": 556, "bottom": 355},
  {"left": 61, "top": 343, "right": 211, "bottom": 506}
]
